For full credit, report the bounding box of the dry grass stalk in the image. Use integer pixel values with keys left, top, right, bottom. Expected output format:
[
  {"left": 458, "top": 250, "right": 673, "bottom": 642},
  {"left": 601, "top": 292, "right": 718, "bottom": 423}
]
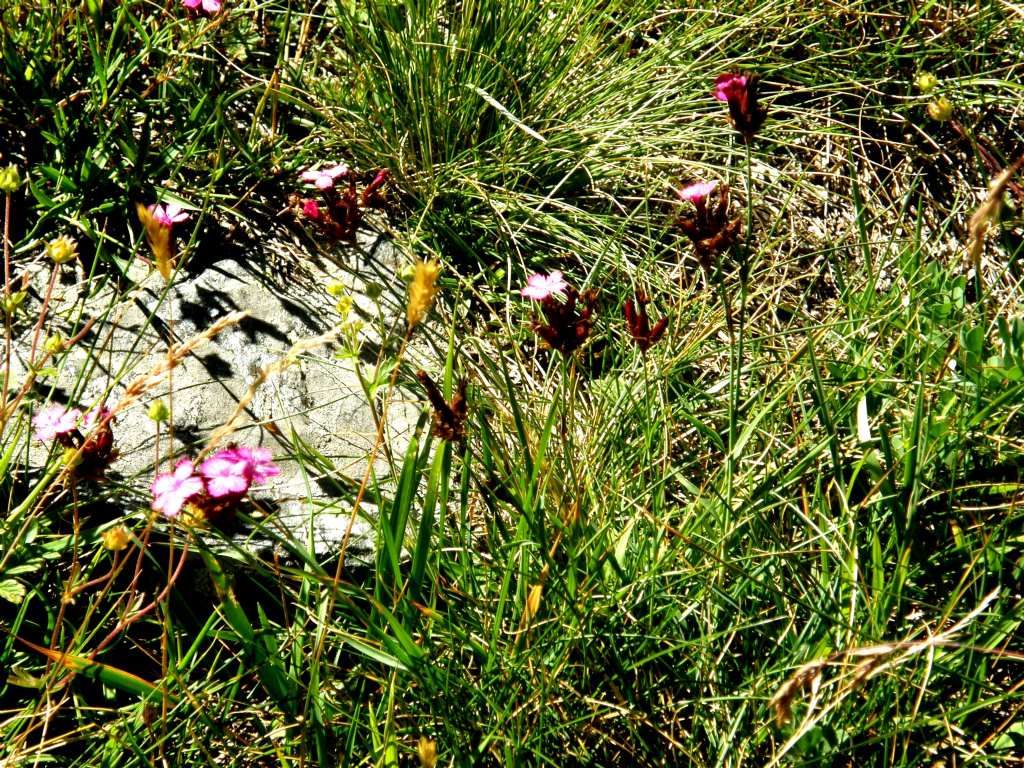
[
  {"left": 109, "top": 311, "right": 248, "bottom": 420},
  {"left": 203, "top": 325, "right": 342, "bottom": 452},
  {"left": 767, "top": 589, "right": 1000, "bottom": 767},
  {"left": 966, "top": 154, "right": 1024, "bottom": 276}
]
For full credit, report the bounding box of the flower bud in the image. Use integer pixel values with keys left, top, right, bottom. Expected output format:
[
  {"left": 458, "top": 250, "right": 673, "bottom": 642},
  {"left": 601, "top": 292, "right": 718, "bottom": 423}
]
[
  {"left": 927, "top": 96, "right": 953, "bottom": 122},
  {"left": 915, "top": 72, "right": 939, "bottom": 93},
  {"left": 417, "top": 737, "right": 437, "bottom": 768},
  {"left": 44, "top": 333, "right": 64, "bottom": 355},
  {"left": 147, "top": 400, "right": 170, "bottom": 423},
  {"left": 1, "top": 290, "right": 27, "bottom": 316},
  {"left": 0, "top": 164, "right": 21, "bottom": 193},
  {"left": 334, "top": 295, "right": 353, "bottom": 317},
  {"left": 101, "top": 525, "right": 131, "bottom": 552},
  {"left": 45, "top": 235, "right": 78, "bottom": 265}
]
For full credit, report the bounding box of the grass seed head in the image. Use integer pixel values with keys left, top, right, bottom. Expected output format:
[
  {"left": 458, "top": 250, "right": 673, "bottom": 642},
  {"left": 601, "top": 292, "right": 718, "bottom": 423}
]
[{"left": 407, "top": 259, "right": 440, "bottom": 329}]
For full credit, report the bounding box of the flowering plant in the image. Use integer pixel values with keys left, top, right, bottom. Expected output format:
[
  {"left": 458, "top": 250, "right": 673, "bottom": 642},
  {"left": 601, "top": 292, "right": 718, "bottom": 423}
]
[
  {"left": 150, "top": 445, "right": 281, "bottom": 522},
  {"left": 713, "top": 72, "right": 767, "bottom": 142},
  {"left": 33, "top": 405, "right": 117, "bottom": 478},
  {"left": 294, "top": 166, "right": 390, "bottom": 242},
  {"left": 676, "top": 181, "right": 741, "bottom": 268}
]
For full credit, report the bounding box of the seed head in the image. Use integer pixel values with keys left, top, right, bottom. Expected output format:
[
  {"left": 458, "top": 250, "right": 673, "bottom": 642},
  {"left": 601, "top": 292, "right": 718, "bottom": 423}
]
[{"left": 407, "top": 259, "right": 440, "bottom": 330}]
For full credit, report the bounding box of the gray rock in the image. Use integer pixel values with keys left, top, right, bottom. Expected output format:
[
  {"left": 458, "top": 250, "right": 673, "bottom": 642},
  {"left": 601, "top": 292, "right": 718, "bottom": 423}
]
[{"left": 9, "top": 228, "right": 422, "bottom": 559}]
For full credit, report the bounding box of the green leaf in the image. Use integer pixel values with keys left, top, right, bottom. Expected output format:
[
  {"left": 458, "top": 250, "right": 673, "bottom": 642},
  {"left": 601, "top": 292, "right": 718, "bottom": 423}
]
[{"left": 0, "top": 579, "right": 26, "bottom": 604}]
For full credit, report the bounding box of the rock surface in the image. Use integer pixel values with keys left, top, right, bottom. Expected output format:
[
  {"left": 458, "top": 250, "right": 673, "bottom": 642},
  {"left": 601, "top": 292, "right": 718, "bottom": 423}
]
[{"left": 9, "top": 227, "right": 422, "bottom": 560}]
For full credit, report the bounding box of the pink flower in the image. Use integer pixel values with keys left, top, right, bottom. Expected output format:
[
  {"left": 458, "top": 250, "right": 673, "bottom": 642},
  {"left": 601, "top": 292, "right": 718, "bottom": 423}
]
[
  {"left": 520, "top": 271, "right": 568, "bottom": 301},
  {"left": 302, "top": 199, "right": 322, "bottom": 220},
  {"left": 151, "top": 459, "right": 205, "bottom": 519},
  {"left": 33, "top": 406, "right": 82, "bottom": 442},
  {"left": 677, "top": 181, "right": 718, "bottom": 205},
  {"left": 713, "top": 73, "right": 747, "bottom": 103},
  {"left": 199, "top": 446, "right": 280, "bottom": 498},
  {"left": 182, "top": 0, "right": 222, "bottom": 12},
  {"left": 82, "top": 406, "right": 113, "bottom": 429},
  {"left": 148, "top": 202, "right": 190, "bottom": 228},
  {"left": 301, "top": 164, "right": 349, "bottom": 190}
]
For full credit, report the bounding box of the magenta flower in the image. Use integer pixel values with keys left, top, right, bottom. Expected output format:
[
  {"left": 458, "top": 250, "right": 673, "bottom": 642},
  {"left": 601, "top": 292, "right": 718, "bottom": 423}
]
[
  {"left": 82, "top": 406, "right": 113, "bottom": 430},
  {"left": 302, "top": 199, "right": 322, "bottom": 220},
  {"left": 148, "top": 202, "right": 190, "bottom": 228},
  {"left": 239, "top": 446, "right": 281, "bottom": 485},
  {"left": 200, "top": 452, "right": 250, "bottom": 498},
  {"left": 33, "top": 406, "right": 82, "bottom": 442},
  {"left": 712, "top": 72, "right": 767, "bottom": 141},
  {"left": 182, "top": 0, "right": 222, "bottom": 12},
  {"left": 200, "top": 446, "right": 280, "bottom": 499},
  {"left": 713, "top": 73, "right": 748, "bottom": 103},
  {"left": 301, "top": 164, "right": 349, "bottom": 190},
  {"left": 520, "top": 271, "right": 568, "bottom": 301},
  {"left": 151, "top": 459, "right": 205, "bottom": 519},
  {"left": 677, "top": 181, "right": 718, "bottom": 205}
]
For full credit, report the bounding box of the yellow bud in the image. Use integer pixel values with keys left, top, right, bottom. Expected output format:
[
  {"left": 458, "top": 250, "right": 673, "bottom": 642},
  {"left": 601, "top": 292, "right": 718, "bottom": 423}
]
[
  {"left": 179, "top": 502, "right": 207, "bottom": 528},
  {"left": 524, "top": 583, "right": 543, "bottom": 622},
  {"left": 0, "top": 164, "right": 21, "bottom": 193},
  {"left": 1, "top": 290, "right": 27, "bottom": 316},
  {"left": 62, "top": 447, "right": 82, "bottom": 470},
  {"left": 406, "top": 259, "right": 440, "bottom": 329},
  {"left": 45, "top": 235, "right": 78, "bottom": 265},
  {"left": 326, "top": 281, "right": 347, "bottom": 297},
  {"left": 147, "top": 400, "right": 170, "bottom": 423},
  {"left": 101, "top": 525, "right": 131, "bottom": 552},
  {"left": 334, "top": 295, "right": 353, "bottom": 317},
  {"left": 927, "top": 96, "right": 953, "bottom": 122},
  {"left": 915, "top": 72, "right": 939, "bottom": 93},
  {"left": 44, "top": 333, "right": 64, "bottom": 355},
  {"left": 416, "top": 737, "right": 437, "bottom": 768}
]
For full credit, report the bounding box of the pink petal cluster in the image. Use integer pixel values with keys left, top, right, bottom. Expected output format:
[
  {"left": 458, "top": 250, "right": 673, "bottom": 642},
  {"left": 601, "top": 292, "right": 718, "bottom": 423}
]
[
  {"left": 33, "top": 406, "right": 82, "bottom": 442},
  {"left": 301, "top": 164, "right": 349, "bottom": 190},
  {"left": 677, "top": 181, "right": 717, "bottom": 205},
  {"left": 148, "top": 202, "right": 190, "bottom": 228},
  {"left": 199, "top": 446, "right": 280, "bottom": 498},
  {"left": 713, "top": 73, "right": 747, "bottom": 103},
  {"left": 182, "top": 0, "right": 222, "bottom": 12},
  {"left": 150, "top": 446, "right": 281, "bottom": 519},
  {"left": 302, "top": 199, "right": 322, "bottom": 220},
  {"left": 82, "top": 406, "right": 112, "bottom": 429},
  {"left": 151, "top": 460, "right": 205, "bottom": 519},
  {"left": 520, "top": 271, "right": 568, "bottom": 301}
]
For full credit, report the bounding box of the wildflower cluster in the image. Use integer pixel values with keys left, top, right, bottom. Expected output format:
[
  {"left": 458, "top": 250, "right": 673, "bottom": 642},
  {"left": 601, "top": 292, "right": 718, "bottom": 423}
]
[
  {"left": 32, "top": 405, "right": 116, "bottom": 478},
  {"left": 137, "top": 201, "right": 191, "bottom": 279},
  {"left": 713, "top": 72, "right": 768, "bottom": 142},
  {"left": 182, "top": 0, "right": 222, "bottom": 14},
  {"left": 522, "top": 276, "right": 599, "bottom": 356},
  {"left": 294, "top": 164, "right": 389, "bottom": 242},
  {"left": 521, "top": 273, "right": 671, "bottom": 356},
  {"left": 676, "top": 181, "right": 742, "bottom": 269},
  {"left": 151, "top": 446, "right": 280, "bottom": 522}
]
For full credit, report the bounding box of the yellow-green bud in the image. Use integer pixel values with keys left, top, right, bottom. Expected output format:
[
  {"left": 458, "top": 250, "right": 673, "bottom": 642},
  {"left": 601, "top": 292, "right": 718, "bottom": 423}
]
[
  {"left": 334, "top": 295, "right": 353, "bottom": 317},
  {"left": 147, "top": 400, "right": 170, "bottom": 423},
  {"left": 0, "top": 165, "right": 21, "bottom": 194},
  {"left": 62, "top": 447, "right": 83, "bottom": 470},
  {"left": 101, "top": 525, "right": 131, "bottom": 552},
  {"left": 1, "top": 290, "right": 27, "bottom": 316},
  {"left": 45, "top": 235, "right": 78, "bottom": 265},
  {"left": 927, "top": 97, "right": 953, "bottom": 122},
  {"left": 915, "top": 72, "right": 939, "bottom": 94},
  {"left": 43, "top": 333, "right": 64, "bottom": 355},
  {"left": 326, "top": 281, "right": 347, "bottom": 297}
]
